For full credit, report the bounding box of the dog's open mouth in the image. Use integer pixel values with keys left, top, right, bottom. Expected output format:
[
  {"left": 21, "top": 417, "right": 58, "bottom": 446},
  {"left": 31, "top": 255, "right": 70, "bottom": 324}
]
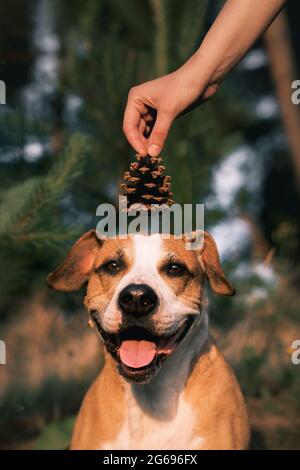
[{"left": 91, "top": 315, "right": 194, "bottom": 383}]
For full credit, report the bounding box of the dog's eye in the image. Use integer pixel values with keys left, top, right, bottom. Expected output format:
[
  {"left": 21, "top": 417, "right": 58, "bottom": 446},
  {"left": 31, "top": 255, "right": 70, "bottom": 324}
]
[
  {"left": 99, "top": 260, "right": 121, "bottom": 275},
  {"left": 164, "top": 262, "right": 187, "bottom": 277}
]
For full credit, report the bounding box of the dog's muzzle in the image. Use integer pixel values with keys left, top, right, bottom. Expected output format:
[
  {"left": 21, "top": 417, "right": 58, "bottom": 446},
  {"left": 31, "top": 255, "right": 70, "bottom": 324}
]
[
  {"left": 90, "top": 303, "right": 195, "bottom": 385},
  {"left": 118, "top": 283, "right": 158, "bottom": 317}
]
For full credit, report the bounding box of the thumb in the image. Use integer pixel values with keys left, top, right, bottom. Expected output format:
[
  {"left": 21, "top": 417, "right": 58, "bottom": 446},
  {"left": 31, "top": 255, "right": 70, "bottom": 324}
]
[{"left": 147, "top": 110, "right": 173, "bottom": 157}]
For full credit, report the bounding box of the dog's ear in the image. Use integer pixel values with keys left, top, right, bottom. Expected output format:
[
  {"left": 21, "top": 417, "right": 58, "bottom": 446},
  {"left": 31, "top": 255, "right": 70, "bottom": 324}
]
[
  {"left": 185, "top": 230, "right": 235, "bottom": 296},
  {"left": 47, "top": 230, "right": 102, "bottom": 292}
]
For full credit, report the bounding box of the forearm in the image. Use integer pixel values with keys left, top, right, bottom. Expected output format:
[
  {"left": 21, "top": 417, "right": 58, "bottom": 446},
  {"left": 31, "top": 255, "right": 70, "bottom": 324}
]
[
  {"left": 180, "top": 0, "right": 286, "bottom": 94},
  {"left": 123, "top": 0, "right": 287, "bottom": 155}
]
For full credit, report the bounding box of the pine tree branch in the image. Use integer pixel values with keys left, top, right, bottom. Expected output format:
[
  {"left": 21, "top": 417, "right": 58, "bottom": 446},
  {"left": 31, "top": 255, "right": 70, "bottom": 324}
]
[{"left": 0, "top": 134, "right": 90, "bottom": 239}]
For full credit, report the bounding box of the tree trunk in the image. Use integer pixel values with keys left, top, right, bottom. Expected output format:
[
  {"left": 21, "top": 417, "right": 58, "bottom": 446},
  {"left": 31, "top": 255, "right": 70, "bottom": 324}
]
[{"left": 264, "top": 11, "right": 300, "bottom": 192}]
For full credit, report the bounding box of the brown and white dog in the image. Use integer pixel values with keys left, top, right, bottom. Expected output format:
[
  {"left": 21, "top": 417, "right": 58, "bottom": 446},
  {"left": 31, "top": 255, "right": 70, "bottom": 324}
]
[{"left": 47, "top": 230, "right": 249, "bottom": 450}]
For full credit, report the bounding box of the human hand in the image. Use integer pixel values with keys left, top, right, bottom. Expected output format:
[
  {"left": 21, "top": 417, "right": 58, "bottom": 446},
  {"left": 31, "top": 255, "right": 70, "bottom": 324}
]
[
  {"left": 123, "top": 61, "right": 218, "bottom": 157},
  {"left": 123, "top": 0, "right": 286, "bottom": 157}
]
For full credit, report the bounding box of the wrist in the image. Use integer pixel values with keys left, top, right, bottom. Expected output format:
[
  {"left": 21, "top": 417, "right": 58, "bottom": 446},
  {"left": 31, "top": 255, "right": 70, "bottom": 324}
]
[{"left": 176, "top": 50, "right": 223, "bottom": 98}]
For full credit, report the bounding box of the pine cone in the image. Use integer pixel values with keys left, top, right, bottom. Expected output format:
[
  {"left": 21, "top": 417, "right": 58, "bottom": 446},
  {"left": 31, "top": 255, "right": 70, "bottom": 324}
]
[{"left": 121, "top": 154, "right": 174, "bottom": 211}]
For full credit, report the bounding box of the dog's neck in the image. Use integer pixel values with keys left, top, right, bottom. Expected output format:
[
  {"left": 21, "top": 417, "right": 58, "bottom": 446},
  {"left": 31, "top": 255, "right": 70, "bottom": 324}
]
[{"left": 124, "top": 309, "right": 209, "bottom": 421}]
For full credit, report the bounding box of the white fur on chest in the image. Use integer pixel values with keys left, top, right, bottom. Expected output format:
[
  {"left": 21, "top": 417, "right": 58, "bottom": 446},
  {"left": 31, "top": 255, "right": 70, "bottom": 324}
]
[
  {"left": 100, "top": 313, "right": 208, "bottom": 451},
  {"left": 101, "top": 393, "right": 203, "bottom": 450}
]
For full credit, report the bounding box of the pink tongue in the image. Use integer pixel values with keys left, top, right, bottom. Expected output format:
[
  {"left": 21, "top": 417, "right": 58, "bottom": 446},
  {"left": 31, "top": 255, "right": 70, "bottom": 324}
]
[{"left": 119, "top": 340, "right": 157, "bottom": 369}]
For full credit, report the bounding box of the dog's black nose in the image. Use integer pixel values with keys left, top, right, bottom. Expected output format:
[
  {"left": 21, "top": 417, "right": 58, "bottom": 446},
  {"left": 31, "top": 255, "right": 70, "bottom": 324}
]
[{"left": 118, "top": 284, "right": 158, "bottom": 316}]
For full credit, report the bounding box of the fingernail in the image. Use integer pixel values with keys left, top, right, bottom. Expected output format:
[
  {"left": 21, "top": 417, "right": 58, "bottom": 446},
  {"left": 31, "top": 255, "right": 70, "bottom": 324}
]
[
  {"left": 138, "top": 146, "right": 147, "bottom": 156},
  {"left": 148, "top": 144, "right": 161, "bottom": 157}
]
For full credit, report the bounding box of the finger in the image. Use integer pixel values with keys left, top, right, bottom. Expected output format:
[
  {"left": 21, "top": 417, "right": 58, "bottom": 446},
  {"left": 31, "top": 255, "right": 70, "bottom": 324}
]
[
  {"left": 144, "top": 113, "right": 154, "bottom": 123},
  {"left": 139, "top": 119, "right": 152, "bottom": 141},
  {"left": 123, "top": 104, "right": 147, "bottom": 156},
  {"left": 142, "top": 112, "right": 155, "bottom": 137},
  {"left": 139, "top": 117, "right": 152, "bottom": 138},
  {"left": 139, "top": 119, "right": 146, "bottom": 136},
  {"left": 145, "top": 125, "right": 151, "bottom": 137},
  {"left": 147, "top": 110, "right": 173, "bottom": 157}
]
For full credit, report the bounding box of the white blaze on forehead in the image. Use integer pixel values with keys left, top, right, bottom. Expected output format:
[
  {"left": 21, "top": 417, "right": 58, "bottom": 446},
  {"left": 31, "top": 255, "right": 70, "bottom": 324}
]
[{"left": 131, "top": 234, "right": 162, "bottom": 279}]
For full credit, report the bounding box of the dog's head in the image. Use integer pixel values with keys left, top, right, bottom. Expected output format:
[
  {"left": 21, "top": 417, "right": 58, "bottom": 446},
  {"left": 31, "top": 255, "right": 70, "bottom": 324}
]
[{"left": 47, "top": 230, "right": 234, "bottom": 383}]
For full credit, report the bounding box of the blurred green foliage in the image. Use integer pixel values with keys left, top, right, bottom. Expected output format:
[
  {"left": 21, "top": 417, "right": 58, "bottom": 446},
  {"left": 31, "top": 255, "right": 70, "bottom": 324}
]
[
  {"left": 0, "top": 0, "right": 299, "bottom": 451},
  {"left": 35, "top": 416, "right": 75, "bottom": 450}
]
